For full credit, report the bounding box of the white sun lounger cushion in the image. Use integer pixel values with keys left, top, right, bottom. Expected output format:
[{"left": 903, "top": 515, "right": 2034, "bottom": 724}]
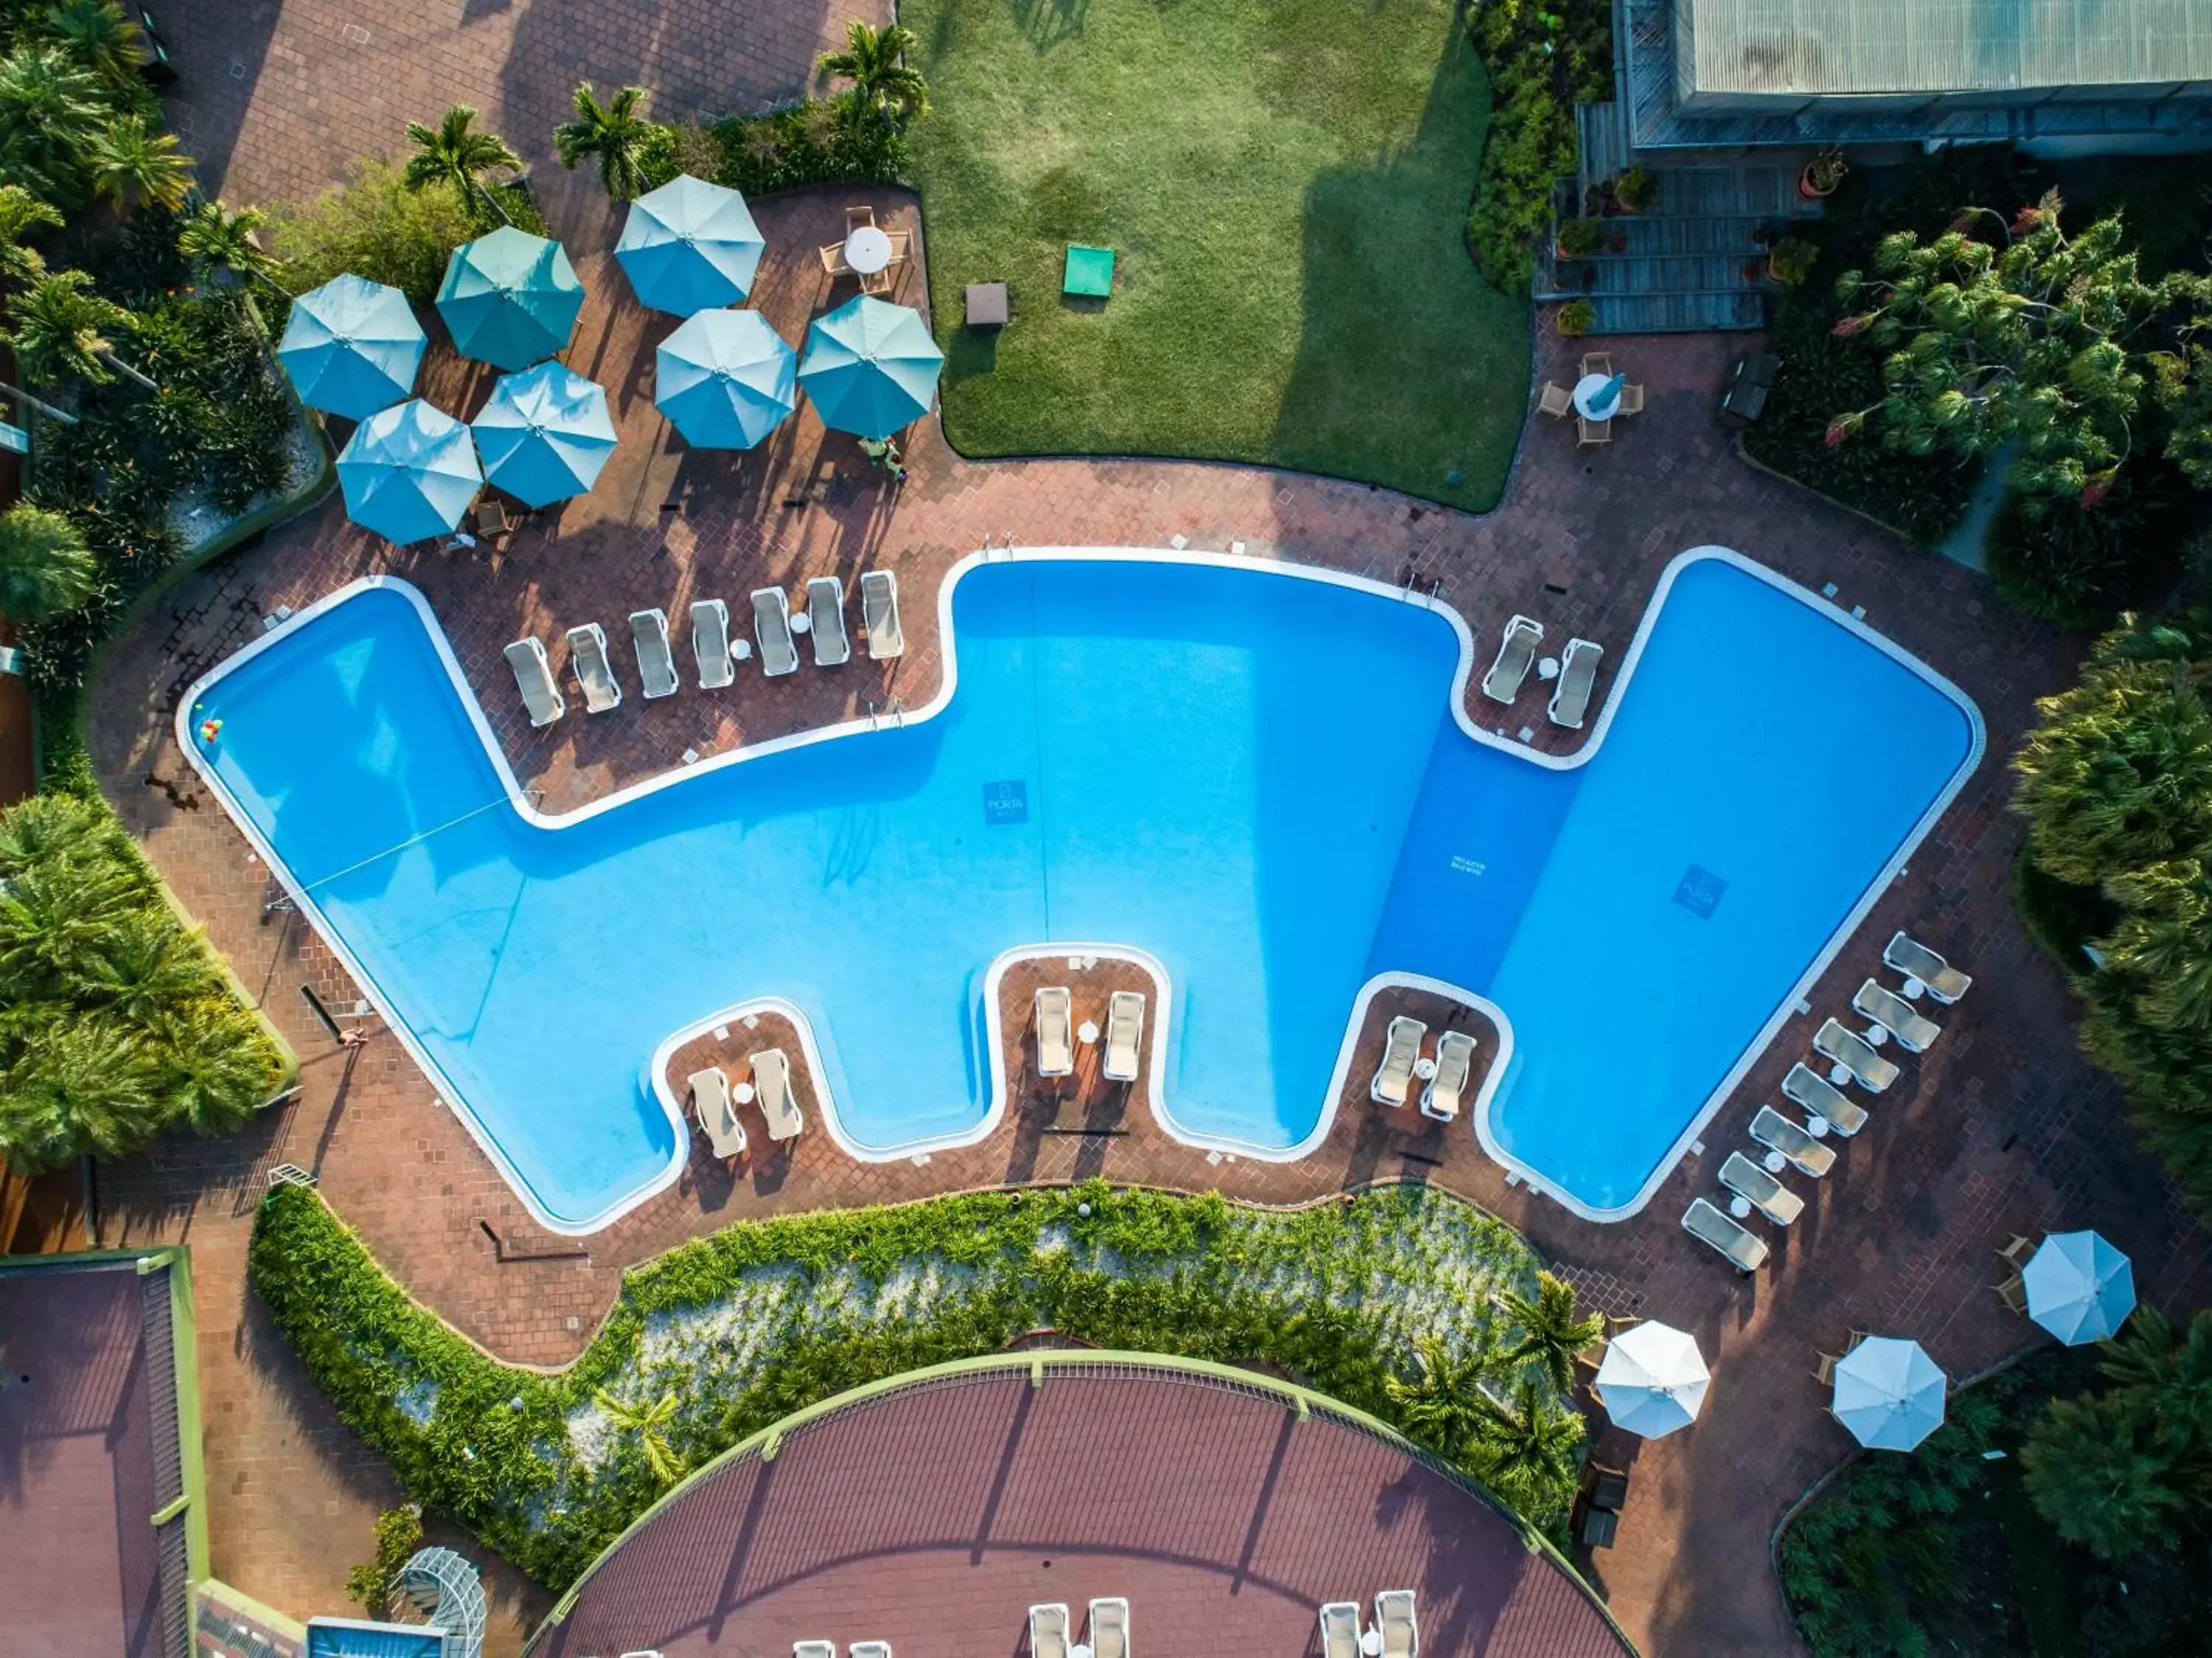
[
  {"left": 1883, "top": 931, "right": 1972, "bottom": 1003},
  {"left": 1422, "top": 1029, "right": 1475, "bottom": 1121},
  {"left": 504, "top": 637, "right": 566, "bottom": 727},
  {"left": 1481, "top": 614, "right": 1543, "bottom": 704},
  {"left": 793, "top": 1644, "right": 835, "bottom": 1658},
  {"left": 1719, "top": 1149, "right": 1804, "bottom": 1225},
  {"left": 1103, "top": 991, "right": 1144, "bottom": 1083},
  {"left": 1374, "top": 1589, "right": 1417, "bottom": 1658},
  {"left": 1683, "top": 1196, "right": 1770, "bottom": 1271},
  {"left": 851, "top": 1645, "right": 890, "bottom": 1658},
  {"left": 1814, "top": 1018, "right": 1900, "bottom": 1092},
  {"left": 862, "top": 569, "right": 904, "bottom": 659},
  {"left": 1854, "top": 979, "right": 1941, "bottom": 1052},
  {"left": 1782, "top": 1061, "right": 1868, "bottom": 1136},
  {"left": 1371, "top": 1016, "right": 1424, "bottom": 1106},
  {"left": 1088, "top": 1598, "right": 1128, "bottom": 1658},
  {"left": 692, "top": 598, "right": 734, "bottom": 690},
  {"left": 1318, "top": 1603, "right": 1363, "bottom": 1658},
  {"left": 1029, "top": 1603, "right": 1071, "bottom": 1658},
  {"left": 630, "top": 608, "right": 679, "bottom": 698},
  {"left": 564, "top": 622, "right": 622, "bottom": 713},
  {"left": 807, "top": 575, "right": 850, "bottom": 667},
  {"left": 751, "top": 587, "right": 799, "bottom": 676},
  {"left": 1035, "top": 985, "right": 1074, "bottom": 1078},
  {"left": 689, "top": 1066, "right": 746, "bottom": 1159},
  {"left": 753, "top": 1047, "right": 802, "bottom": 1140},
  {"left": 1750, "top": 1103, "right": 1837, "bottom": 1176},
  {"left": 1548, "top": 637, "right": 1603, "bottom": 729}
]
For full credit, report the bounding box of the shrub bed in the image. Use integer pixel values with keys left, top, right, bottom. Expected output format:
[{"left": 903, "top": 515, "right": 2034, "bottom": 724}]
[
  {"left": 265, "top": 159, "right": 544, "bottom": 314},
  {"left": 690, "top": 100, "right": 907, "bottom": 198},
  {"left": 1464, "top": 0, "right": 1613, "bottom": 291},
  {"left": 250, "top": 1179, "right": 1579, "bottom": 1589}
]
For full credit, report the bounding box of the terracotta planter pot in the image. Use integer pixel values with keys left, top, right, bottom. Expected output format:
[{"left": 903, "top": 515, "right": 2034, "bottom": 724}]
[{"left": 1800, "top": 164, "right": 1840, "bottom": 199}]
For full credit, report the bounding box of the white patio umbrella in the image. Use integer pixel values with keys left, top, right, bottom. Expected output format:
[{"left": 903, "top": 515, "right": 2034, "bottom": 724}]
[
  {"left": 1592, "top": 1320, "right": 1709, "bottom": 1440},
  {"left": 1831, "top": 1336, "right": 1947, "bottom": 1451},
  {"left": 2023, "top": 1230, "right": 2136, "bottom": 1346}
]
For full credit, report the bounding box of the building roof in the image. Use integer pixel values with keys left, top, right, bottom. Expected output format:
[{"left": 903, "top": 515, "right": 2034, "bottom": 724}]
[
  {"left": 531, "top": 1356, "right": 1632, "bottom": 1658},
  {"left": 1683, "top": 0, "right": 2212, "bottom": 97}
]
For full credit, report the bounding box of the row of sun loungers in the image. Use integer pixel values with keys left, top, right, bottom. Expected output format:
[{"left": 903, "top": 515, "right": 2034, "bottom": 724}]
[
  {"left": 1480, "top": 614, "right": 1605, "bottom": 729},
  {"left": 794, "top": 1643, "right": 889, "bottom": 1658},
  {"left": 1682, "top": 932, "right": 1972, "bottom": 1273},
  {"left": 1033, "top": 987, "right": 1147, "bottom": 1083},
  {"left": 502, "top": 572, "right": 906, "bottom": 725},
  {"left": 1370, "top": 1017, "right": 1475, "bottom": 1122},
  {"left": 1029, "top": 1598, "right": 1127, "bottom": 1658},
  {"left": 686, "top": 1048, "right": 804, "bottom": 1162},
  {"left": 1320, "top": 1590, "right": 1418, "bottom": 1658}
]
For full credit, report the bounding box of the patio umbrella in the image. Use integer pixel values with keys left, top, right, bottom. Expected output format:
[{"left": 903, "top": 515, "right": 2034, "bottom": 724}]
[
  {"left": 1592, "top": 1320, "right": 1709, "bottom": 1440},
  {"left": 2023, "top": 1230, "right": 2136, "bottom": 1346},
  {"left": 276, "top": 273, "right": 426, "bottom": 420},
  {"left": 797, "top": 295, "right": 943, "bottom": 440},
  {"left": 335, "top": 398, "right": 481, "bottom": 544},
  {"left": 656, "top": 308, "right": 796, "bottom": 450},
  {"left": 471, "top": 361, "right": 617, "bottom": 508},
  {"left": 1831, "top": 1336, "right": 1947, "bottom": 1451},
  {"left": 436, "top": 226, "right": 585, "bottom": 371},
  {"left": 615, "top": 173, "right": 765, "bottom": 314}
]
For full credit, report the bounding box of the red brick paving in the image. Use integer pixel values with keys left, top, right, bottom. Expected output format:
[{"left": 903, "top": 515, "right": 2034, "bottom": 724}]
[{"left": 535, "top": 1362, "right": 1631, "bottom": 1658}]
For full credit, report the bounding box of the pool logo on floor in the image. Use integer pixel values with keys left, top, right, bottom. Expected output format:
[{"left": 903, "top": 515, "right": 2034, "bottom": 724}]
[
  {"left": 1673, "top": 864, "right": 1728, "bottom": 919},
  {"left": 982, "top": 779, "right": 1029, "bottom": 825}
]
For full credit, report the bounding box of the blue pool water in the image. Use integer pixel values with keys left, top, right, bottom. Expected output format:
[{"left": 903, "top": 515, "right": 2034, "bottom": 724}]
[{"left": 189, "top": 553, "right": 1977, "bottom": 1227}]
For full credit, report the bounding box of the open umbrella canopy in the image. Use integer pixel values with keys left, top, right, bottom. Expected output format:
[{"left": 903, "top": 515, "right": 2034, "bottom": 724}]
[
  {"left": 1832, "top": 1336, "right": 1947, "bottom": 1451},
  {"left": 1593, "top": 1320, "right": 1710, "bottom": 1440},
  {"left": 335, "top": 399, "right": 481, "bottom": 544},
  {"left": 656, "top": 309, "right": 796, "bottom": 451},
  {"left": 436, "top": 227, "right": 585, "bottom": 370},
  {"left": 797, "top": 295, "right": 943, "bottom": 440},
  {"left": 616, "top": 174, "right": 765, "bottom": 314},
  {"left": 276, "top": 274, "right": 426, "bottom": 420},
  {"left": 472, "top": 361, "right": 617, "bottom": 508},
  {"left": 2024, "top": 1230, "right": 2136, "bottom": 1345}
]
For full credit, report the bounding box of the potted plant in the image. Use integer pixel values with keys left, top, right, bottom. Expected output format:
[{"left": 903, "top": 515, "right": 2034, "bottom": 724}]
[
  {"left": 1557, "top": 299, "right": 1596, "bottom": 336},
  {"left": 1613, "top": 167, "right": 1658, "bottom": 212},
  {"left": 1766, "top": 236, "right": 1818, "bottom": 286},
  {"left": 1799, "top": 148, "right": 1847, "bottom": 199},
  {"left": 1556, "top": 217, "right": 1604, "bottom": 258}
]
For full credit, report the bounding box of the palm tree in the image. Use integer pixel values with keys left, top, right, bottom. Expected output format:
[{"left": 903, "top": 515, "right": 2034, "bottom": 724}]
[
  {"left": 0, "top": 502, "right": 97, "bottom": 622},
  {"left": 0, "top": 1015, "right": 166, "bottom": 1170},
  {"left": 155, "top": 1006, "right": 276, "bottom": 1137},
  {"left": 1495, "top": 1270, "right": 1604, "bottom": 1395},
  {"left": 0, "top": 183, "right": 63, "bottom": 286},
  {"left": 403, "top": 104, "right": 518, "bottom": 226},
  {"left": 1467, "top": 1377, "right": 1586, "bottom": 1517},
  {"left": 2022, "top": 1389, "right": 2189, "bottom": 1560},
  {"left": 553, "top": 82, "right": 656, "bottom": 202},
  {"left": 86, "top": 112, "right": 193, "bottom": 212},
  {"left": 0, "top": 847, "right": 136, "bottom": 1003},
  {"left": 5, "top": 268, "right": 155, "bottom": 389},
  {"left": 815, "top": 21, "right": 930, "bottom": 127},
  {"left": 80, "top": 912, "right": 202, "bottom": 1024},
  {"left": 594, "top": 1387, "right": 685, "bottom": 1484},
  {"left": 1383, "top": 1335, "right": 1502, "bottom": 1465},
  {"left": 0, "top": 789, "right": 115, "bottom": 876},
  {"left": 43, "top": 0, "right": 147, "bottom": 86},
  {"left": 0, "top": 45, "right": 111, "bottom": 204},
  {"left": 177, "top": 198, "right": 282, "bottom": 291}
]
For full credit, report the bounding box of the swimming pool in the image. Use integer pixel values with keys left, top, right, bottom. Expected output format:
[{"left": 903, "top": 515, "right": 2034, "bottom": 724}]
[{"left": 182, "top": 548, "right": 1979, "bottom": 1230}]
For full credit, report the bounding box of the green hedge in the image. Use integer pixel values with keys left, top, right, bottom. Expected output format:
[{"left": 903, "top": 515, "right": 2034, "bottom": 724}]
[
  {"left": 631, "top": 102, "right": 906, "bottom": 201},
  {"left": 250, "top": 1179, "right": 1572, "bottom": 1589},
  {"left": 1464, "top": 0, "right": 1612, "bottom": 291}
]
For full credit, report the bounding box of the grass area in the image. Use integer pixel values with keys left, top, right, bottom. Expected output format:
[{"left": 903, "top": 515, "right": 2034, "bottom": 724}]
[{"left": 903, "top": 0, "right": 1528, "bottom": 507}]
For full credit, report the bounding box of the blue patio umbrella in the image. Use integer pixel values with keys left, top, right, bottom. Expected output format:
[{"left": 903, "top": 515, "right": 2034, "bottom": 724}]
[
  {"left": 797, "top": 296, "right": 944, "bottom": 440},
  {"left": 335, "top": 399, "right": 482, "bottom": 544},
  {"left": 472, "top": 361, "right": 617, "bottom": 508},
  {"left": 615, "top": 174, "right": 766, "bottom": 315},
  {"left": 436, "top": 227, "right": 585, "bottom": 371},
  {"left": 1587, "top": 372, "right": 1627, "bottom": 418},
  {"left": 276, "top": 273, "right": 426, "bottom": 420},
  {"left": 655, "top": 309, "right": 796, "bottom": 450},
  {"left": 2023, "top": 1229, "right": 2136, "bottom": 1345},
  {"left": 1831, "top": 1336, "right": 1947, "bottom": 1451}
]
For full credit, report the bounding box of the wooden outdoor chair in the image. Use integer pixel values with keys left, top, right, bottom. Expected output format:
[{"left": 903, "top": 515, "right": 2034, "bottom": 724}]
[
  {"left": 1994, "top": 1273, "right": 2028, "bottom": 1314},
  {"left": 474, "top": 496, "right": 515, "bottom": 538},
  {"left": 1576, "top": 414, "right": 1612, "bottom": 448},
  {"left": 860, "top": 263, "right": 897, "bottom": 296},
  {"left": 1812, "top": 1350, "right": 1842, "bottom": 1388},
  {"left": 845, "top": 204, "right": 877, "bottom": 234},
  {"left": 1579, "top": 351, "right": 1614, "bottom": 380},
  {"left": 1617, "top": 384, "right": 1646, "bottom": 417},
  {"left": 1998, "top": 1233, "right": 2035, "bottom": 1269},
  {"left": 1538, "top": 381, "right": 1573, "bottom": 420},
  {"left": 818, "top": 241, "right": 854, "bottom": 277}
]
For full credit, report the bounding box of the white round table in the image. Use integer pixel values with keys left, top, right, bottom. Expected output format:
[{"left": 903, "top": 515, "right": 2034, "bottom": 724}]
[
  {"left": 1827, "top": 1062, "right": 1853, "bottom": 1087},
  {"left": 734, "top": 639, "right": 754, "bottom": 661},
  {"left": 1901, "top": 976, "right": 1927, "bottom": 1000},
  {"left": 1360, "top": 1632, "right": 1384, "bottom": 1658},
  {"left": 846, "top": 225, "right": 892, "bottom": 274},
  {"left": 1536, "top": 656, "right": 1561, "bottom": 681},
  {"left": 1863, "top": 1024, "right": 1890, "bottom": 1047},
  {"left": 790, "top": 611, "right": 813, "bottom": 635},
  {"left": 1763, "top": 1150, "right": 1788, "bottom": 1174},
  {"left": 1806, "top": 1114, "right": 1831, "bottom": 1139},
  {"left": 1572, "top": 372, "right": 1621, "bottom": 420},
  {"left": 1413, "top": 1055, "right": 1438, "bottom": 1081},
  {"left": 1729, "top": 1195, "right": 1753, "bottom": 1220},
  {"left": 735, "top": 1082, "right": 756, "bottom": 1105},
  {"left": 1077, "top": 1020, "right": 1100, "bottom": 1045}
]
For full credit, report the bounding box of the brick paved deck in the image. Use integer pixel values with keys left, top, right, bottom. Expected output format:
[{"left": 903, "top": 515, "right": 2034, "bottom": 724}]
[{"left": 534, "top": 1360, "right": 1632, "bottom": 1658}]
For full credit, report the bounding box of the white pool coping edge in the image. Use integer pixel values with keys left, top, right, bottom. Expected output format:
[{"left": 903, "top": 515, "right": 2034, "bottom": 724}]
[{"left": 175, "top": 542, "right": 1984, "bottom": 1234}]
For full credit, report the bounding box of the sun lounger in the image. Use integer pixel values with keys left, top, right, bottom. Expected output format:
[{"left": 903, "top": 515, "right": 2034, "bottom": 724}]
[
  {"left": 503, "top": 637, "right": 566, "bottom": 727},
  {"left": 807, "top": 575, "right": 850, "bottom": 667},
  {"left": 692, "top": 598, "right": 734, "bottom": 690},
  {"left": 1029, "top": 1603, "right": 1071, "bottom": 1658},
  {"left": 1782, "top": 1061, "right": 1868, "bottom": 1136},
  {"left": 1719, "top": 1150, "right": 1804, "bottom": 1225},
  {"left": 1883, "top": 932, "right": 1972, "bottom": 1004},
  {"left": 1683, "top": 1196, "right": 1770, "bottom": 1271},
  {"left": 630, "top": 608, "right": 679, "bottom": 699},
  {"left": 1814, "top": 1018, "right": 1900, "bottom": 1092},
  {"left": 1481, "top": 614, "right": 1543, "bottom": 704},
  {"left": 1548, "top": 637, "right": 1603, "bottom": 729},
  {"left": 1371, "top": 1016, "right": 1424, "bottom": 1106},
  {"left": 1103, "top": 990, "right": 1145, "bottom": 1083},
  {"left": 851, "top": 1645, "right": 890, "bottom": 1658},
  {"left": 752, "top": 1048, "right": 802, "bottom": 1141},
  {"left": 1319, "top": 1603, "right": 1363, "bottom": 1658},
  {"left": 1853, "top": 979, "right": 1941, "bottom": 1052},
  {"left": 862, "top": 569, "right": 904, "bottom": 659},
  {"left": 1750, "top": 1103, "right": 1837, "bottom": 1177},
  {"left": 1034, "top": 985, "right": 1074, "bottom": 1078},
  {"left": 1422, "top": 1029, "right": 1475, "bottom": 1121},
  {"left": 1374, "top": 1589, "right": 1417, "bottom": 1658},
  {"left": 564, "top": 622, "right": 622, "bottom": 713},
  {"left": 1088, "top": 1598, "right": 1127, "bottom": 1658},
  {"left": 751, "top": 587, "right": 799, "bottom": 677},
  {"left": 793, "top": 1644, "right": 835, "bottom": 1658},
  {"left": 689, "top": 1066, "right": 746, "bottom": 1161}
]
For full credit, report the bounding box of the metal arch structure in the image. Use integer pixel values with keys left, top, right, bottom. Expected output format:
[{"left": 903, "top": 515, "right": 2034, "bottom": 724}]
[{"left": 399, "top": 1546, "right": 487, "bottom": 1658}]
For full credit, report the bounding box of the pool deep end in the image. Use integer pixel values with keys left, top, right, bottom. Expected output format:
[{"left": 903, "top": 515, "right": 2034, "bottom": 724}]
[{"left": 181, "top": 549, "right": 1980, "bottom": 1230}]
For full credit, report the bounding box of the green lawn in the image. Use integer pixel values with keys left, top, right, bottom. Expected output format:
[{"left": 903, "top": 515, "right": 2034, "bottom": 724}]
[{"left": 905, "top": 0, "right": 1528, "bottom": 507}]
